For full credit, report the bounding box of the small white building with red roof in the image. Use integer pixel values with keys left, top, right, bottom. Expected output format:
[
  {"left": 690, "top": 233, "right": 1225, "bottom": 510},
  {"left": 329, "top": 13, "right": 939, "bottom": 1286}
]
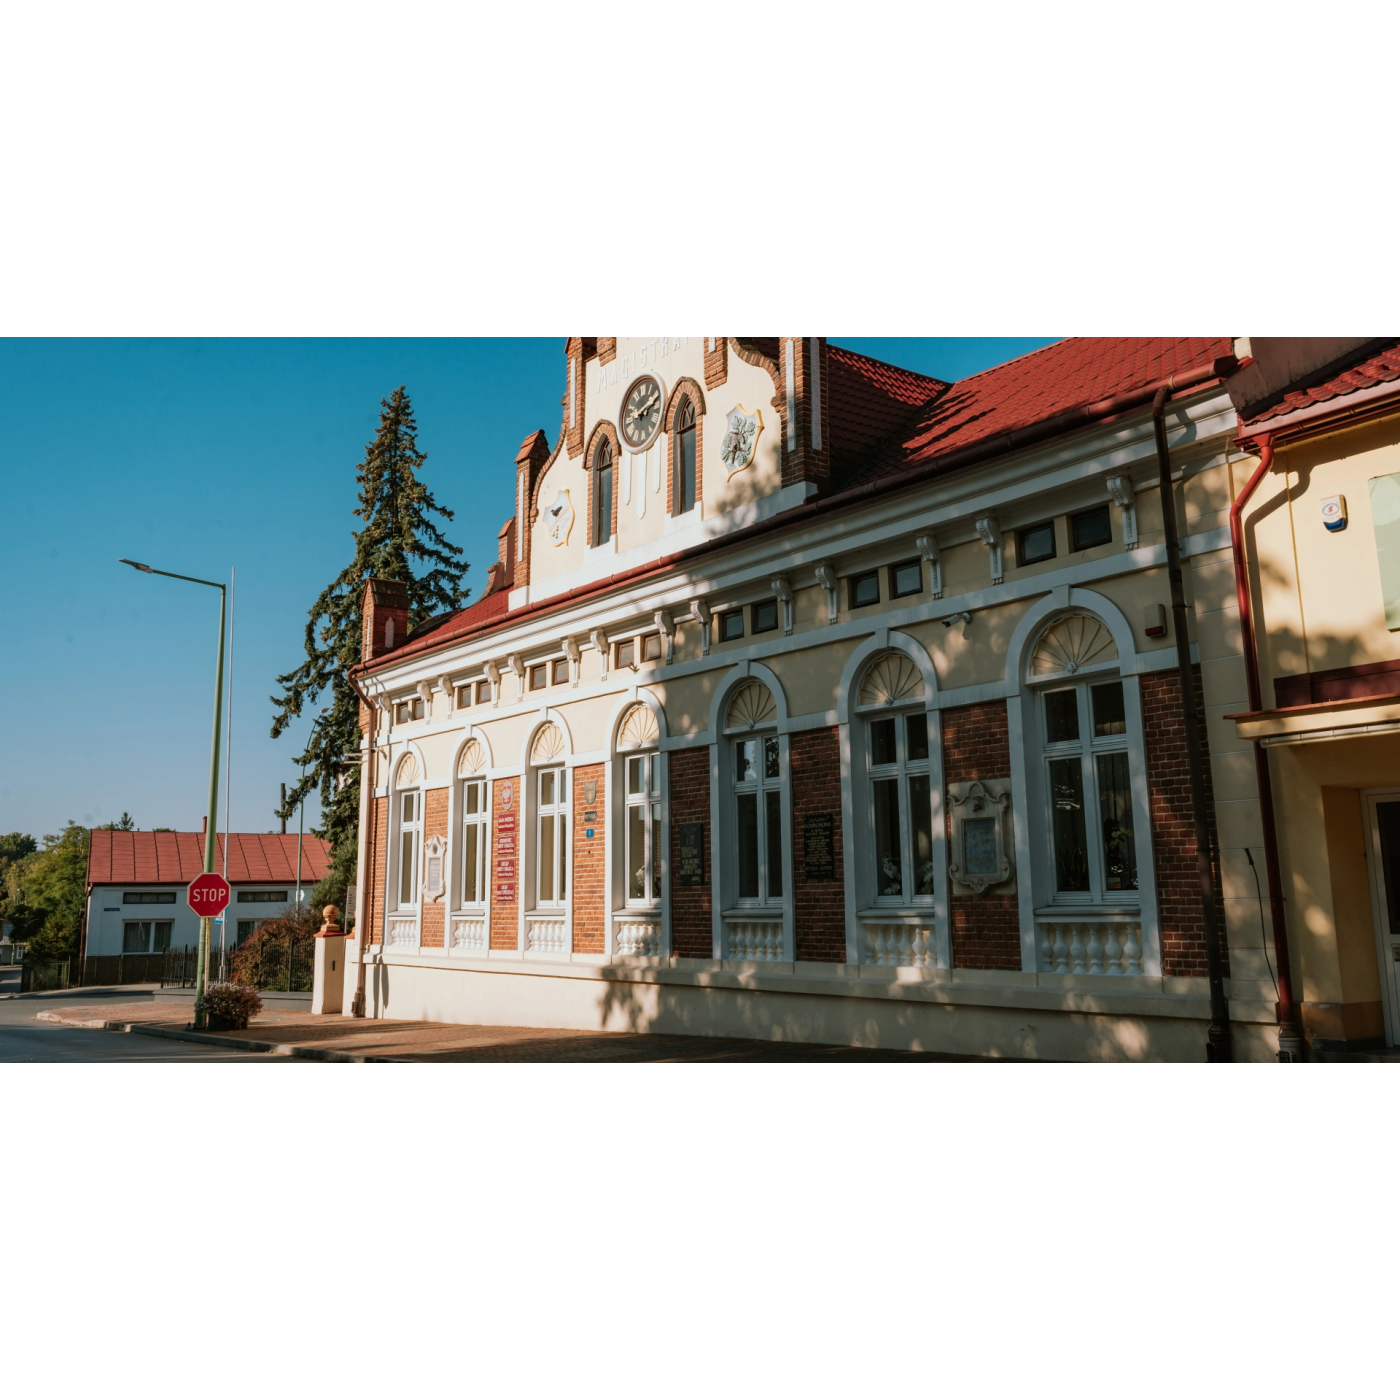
[{"left": 84, "top": 829, "right": 331, "bottom": 957}]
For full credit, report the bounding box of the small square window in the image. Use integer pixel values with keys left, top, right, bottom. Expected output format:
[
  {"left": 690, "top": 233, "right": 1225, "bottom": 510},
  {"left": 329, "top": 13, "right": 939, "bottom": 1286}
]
[
  {"left": 1018, "top": 521, "right": 1057, "bottom": 566},
  {"left": 475, "top": 680, "right": 492, "bottom": 704},
  {"left": 454, "top": 685, "right": 472, "bottom": 709},
  {"left": 615, "top": 639, "right": 636, "bottom": 669},
  {"left": 720, "top": 611, "right": 745, "bottom": 642},
  {"left": 1071, "top": 503, "right": 1113, "bottom": 552},
  {"left": 850, "top": 570, "right": 880, "bottom": 608},
  {"left": 641, "top": 633, "right": 662, "bottom": 662},
  {"left": 529, "top": 663, "right": 548, "bottom": 691},
  {"left": 551, "top": 657, "right": 570, "bottom": 685},
  {"left": 752, "top": 599, "right": 779, "bottom": 634},
  {"left": 890, "top": 559, "right": 922, "bottom": 598}
]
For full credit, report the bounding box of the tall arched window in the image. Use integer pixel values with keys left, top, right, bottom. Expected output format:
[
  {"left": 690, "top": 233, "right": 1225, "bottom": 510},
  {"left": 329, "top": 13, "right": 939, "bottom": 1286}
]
[
  {"left": 725, "top": 682, "right": 784, "bottom": 906},
  {"left": 855, "top": 654, "right": 935, "bottom": 907},
  {"left": 674, "top": 397, "right": 697, "bottom": 515},
  {"left": 593, "top": 437, "right": 614, "bottom": 546},
  {"left": 531, "top": 724, "right": 568, "bottom": 909},
  {"left": 458, "top": 740, "right": 488, "bottom": 909},
  {"left": 618, "top": 703, "right": 662, "bottom": 910},
  {"left": 394, "top": 754, "right": 422, "bottom": 911}
]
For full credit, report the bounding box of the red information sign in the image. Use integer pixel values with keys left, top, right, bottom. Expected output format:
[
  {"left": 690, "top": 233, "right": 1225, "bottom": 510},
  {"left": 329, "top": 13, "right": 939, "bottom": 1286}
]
[{"left": 188, "top": 872, "right": 231, "bottom": 919}]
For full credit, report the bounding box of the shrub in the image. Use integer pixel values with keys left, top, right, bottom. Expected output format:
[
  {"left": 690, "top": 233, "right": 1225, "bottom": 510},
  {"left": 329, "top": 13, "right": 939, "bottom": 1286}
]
[
  {"left": 198, "top": 982, "right": 263, "bottom": 1031},
  {"left": 230, "top": 903, "right": 318, "bottom": 991}
]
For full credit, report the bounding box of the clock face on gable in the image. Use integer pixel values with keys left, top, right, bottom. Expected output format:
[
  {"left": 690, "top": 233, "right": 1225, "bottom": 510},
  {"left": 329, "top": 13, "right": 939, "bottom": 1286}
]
[{"left": 620, "top": 373, "right": 664, "bottom": 450}]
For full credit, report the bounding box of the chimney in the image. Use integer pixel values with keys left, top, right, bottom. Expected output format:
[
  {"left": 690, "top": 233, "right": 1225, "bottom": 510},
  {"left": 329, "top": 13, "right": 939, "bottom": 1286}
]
[
  {"left": 202, "top": 816, "right": 207, "bottom": 836},
  {"left": 512, "top": 430, "right": 552, "bottom": 589},
  {"left": 361, "top": 577, "right": 410, "bottom": 662},
  {"left": 779, "top": 337, "right": 831, "bottom": 493}
]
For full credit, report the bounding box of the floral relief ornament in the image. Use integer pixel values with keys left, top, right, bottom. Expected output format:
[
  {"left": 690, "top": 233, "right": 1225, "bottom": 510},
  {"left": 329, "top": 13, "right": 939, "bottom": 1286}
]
[{"left": 721, "top": 405, "right": 762, "bottom": 476}]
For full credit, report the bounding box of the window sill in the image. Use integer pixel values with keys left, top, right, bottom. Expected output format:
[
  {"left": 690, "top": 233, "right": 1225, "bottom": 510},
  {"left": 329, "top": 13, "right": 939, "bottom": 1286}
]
[{"left": 721, "top": 908, "right": 784, "bottom": 923}]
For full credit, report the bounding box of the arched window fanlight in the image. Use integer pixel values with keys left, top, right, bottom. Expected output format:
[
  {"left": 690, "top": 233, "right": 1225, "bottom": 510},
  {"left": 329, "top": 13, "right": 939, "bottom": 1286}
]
[
  {"left": 394, "top": 752, "right": 419, "bottom": 788},
  {"left": 858, "top": 653, "right": 924, "bottom": 709},
  {"left": 531, "top": 723, "right": 566, "bottom": 764},
  {"left": 457, "top": 739, "right": 485, "bottom": 777},
  {"left": 726, "top": 681, "right": 777, "bottom": 731},
  {"left": 1030, "top": 613, "right": 1118, "bottom": 677},
  {"left": 618, "top": 702, "right": 660, "bottom": 752}
]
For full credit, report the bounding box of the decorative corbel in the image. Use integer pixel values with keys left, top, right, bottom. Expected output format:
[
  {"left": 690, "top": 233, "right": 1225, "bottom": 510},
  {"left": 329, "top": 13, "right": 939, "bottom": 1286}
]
[
  {"left": 564, "top": 635, "right": 582, "bottom": 687},
  {"left": 692, "top": 600, "right": 712, "bottom": 656},
  {"left": 484, "top": 659, "right": 502, "bottom": 709},
  {"left": 1106, "top": 474, "right": 1138, "bottom": 551},
  {"left": 975, "top": 515, "right": 1004, "bottom": 586},
  {"left": 415, "top": 679, "right": 433, "bottom": 709},
  {"left": 915, "top": 534, "right": 943, "bottom": 600},
  {"left": 770, "top": 574, "right": 794, "bottom": 636},
  {"left": 654, "top": 610, "right": 676, "bottom": 665},
  {"left": 590, "top": 629, "right": 609, "bottom": 681},
  {"left": 813, "top": 562, "right": 839, "bottom": 625},
  {"left": 506, "top": 653, "right": 524, "bottom": 703}
]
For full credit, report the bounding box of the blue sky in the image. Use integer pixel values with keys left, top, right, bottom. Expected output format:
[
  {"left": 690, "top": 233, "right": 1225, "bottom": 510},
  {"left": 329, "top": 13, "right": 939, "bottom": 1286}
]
[{"left": 0, "top": 337, "right": 1056, "bottom": 842}]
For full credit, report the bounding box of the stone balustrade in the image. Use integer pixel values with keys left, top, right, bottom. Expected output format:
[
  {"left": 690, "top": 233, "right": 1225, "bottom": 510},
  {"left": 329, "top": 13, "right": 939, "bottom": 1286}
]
[
  {"left": 386, "top": 916, "right": 417, "bottom": 950},
  {"left": 525, "top": 916, "right": 568, "bottom": 956},
  {"left": 448, "top": 915, "right": 488, "bottom": 955},
  {"left": 1037, "top": 917, "right": 1143, "bottom": 975},
  {"left": 862, "top": 923, "right": 935, "bottom": 968},
  {"left": 614, "top": 919, "right": 661, "bottom": 957},
  {"left": 726, "top": 921, "right": 784, "bottom": 961}
]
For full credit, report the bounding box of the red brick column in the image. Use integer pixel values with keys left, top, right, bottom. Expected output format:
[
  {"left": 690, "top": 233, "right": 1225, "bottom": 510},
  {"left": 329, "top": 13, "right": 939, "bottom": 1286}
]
[
  {"left": 572, "top": 764, "right": 605, "bottom": 955},
  {"left": 668, "top": 748, "right": 713, "bottom": 959},
  {"left": 941, "top": 700, "right": 1021, "bottom": 970},
  {"left": 420, "top": 787, "right": 449, "bottom": 949},
  {"left": 490, "top": 777, "right": 520, "bottom": 951},
  {"left": 366, "top": 796, "right": 387, "bottom": 945},
  {"left": 790, "top": 728, "right": 846, "bottom": 962},
  {"left": 1140, "top": 666, "right": 1228, "bottom": 978}
]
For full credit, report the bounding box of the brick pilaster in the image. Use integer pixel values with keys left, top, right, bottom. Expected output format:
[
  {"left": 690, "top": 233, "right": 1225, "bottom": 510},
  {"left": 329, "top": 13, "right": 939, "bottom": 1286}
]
[
  {"left": 490, "top": 777, "right": 520, "bottom": 950},
  {"left": 420, "top": 787, "right": 449, "bottom": 949},
  {"left": 572, "top": 764, "right": 605, "bottom": 955},
  {"left": 703, "top": 336, "right": 728, "bottom": 389},
  {"left": 668, "top": 748, "right": 712, "bottom": 959},
  {"left": 790, "top": 728, "right": 846, "bottom": 962}
]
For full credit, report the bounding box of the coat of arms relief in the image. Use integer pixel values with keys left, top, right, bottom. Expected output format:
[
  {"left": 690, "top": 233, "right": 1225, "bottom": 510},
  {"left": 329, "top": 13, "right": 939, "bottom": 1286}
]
[{"left": 721, "top": 405, "right": 762, "bottom": 476}]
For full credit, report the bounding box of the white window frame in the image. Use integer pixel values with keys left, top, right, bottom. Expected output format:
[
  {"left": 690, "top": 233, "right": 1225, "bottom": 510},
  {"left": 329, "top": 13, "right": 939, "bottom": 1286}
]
[
  {"left": 1037, "top": 675, "right": 1139, "bottom": 908},
  {"left": 535, "top": 764, "right": 569, "bottom": 909},
  {"left": 122, "top": 919, "right": 173, "bottom": 954},
  {"left": 459, "top": 776, "right": 489, "bottom": 910},
  {"left": 862, "top": 708, "right": 937, "bottom": 909},
  {"left": 623, "top": 751, "right": 662, "bottom": 910},
  {"left": 396, "top": 788, "right": 423, "bottom": 910},
  {"left": 731, "top": 733, "right": 786, "bottom": 909}
]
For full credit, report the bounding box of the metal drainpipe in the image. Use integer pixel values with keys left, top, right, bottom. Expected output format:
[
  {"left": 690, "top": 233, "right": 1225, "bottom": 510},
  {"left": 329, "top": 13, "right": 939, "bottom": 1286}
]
[
  {"left": 1228, "top": 432, "right": 1303, "bottom": 1060},
  {"left": 1153, "top": 388, "right": 1234, "bottom": 1061},
  {"left": 347, "top": 675, "right": 388, "bottom": 1019}
]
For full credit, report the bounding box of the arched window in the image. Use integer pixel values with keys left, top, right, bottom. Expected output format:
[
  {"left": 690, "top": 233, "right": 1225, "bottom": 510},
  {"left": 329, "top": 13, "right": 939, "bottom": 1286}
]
[
  {"left": 531, "top": 724, "right": 568, "bottom": 909},
  {"left": 674, "top": 397, "right": 697, "bottom": 515},
  {"left": 725, "top": 682, "right": 784, "bottom": 906},
  {"left": 394, "top": 753, "right": 423, "bottom": 910},
  {"left": 457, "top": 740, "right": 488, "bottom": 909},
  {"left": 1031, "top": 615, "right": 1136, "bottom": 901},
  {"left": 593, "top": 437, "right": 614, "bottom": 546},
  {"left": 618, "top": 703, "right": 662, "bottom": 909},
  {"left": 855, "top": 654, "right": 935, "bottom": 907}
]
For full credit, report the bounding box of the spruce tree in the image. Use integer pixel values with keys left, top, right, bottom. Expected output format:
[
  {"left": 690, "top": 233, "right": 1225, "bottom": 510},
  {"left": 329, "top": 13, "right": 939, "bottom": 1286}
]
[{"left": 271, "top": 386, "right": 468, "bottom": 903}]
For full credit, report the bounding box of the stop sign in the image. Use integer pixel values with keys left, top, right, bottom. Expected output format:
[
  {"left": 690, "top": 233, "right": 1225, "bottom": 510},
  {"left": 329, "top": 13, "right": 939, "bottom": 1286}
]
[{"left": 188, "top": 872, "right": 231, "bottom": 919}]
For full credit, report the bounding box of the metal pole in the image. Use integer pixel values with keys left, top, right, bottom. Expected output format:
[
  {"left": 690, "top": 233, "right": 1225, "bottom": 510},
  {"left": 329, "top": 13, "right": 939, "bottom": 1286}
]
[
  {"left": 220, "top": 565, "right": 234, "bottom": 983},
  {"left": 1151, "top": 390, "right": 1233, "bottom": 1061}
]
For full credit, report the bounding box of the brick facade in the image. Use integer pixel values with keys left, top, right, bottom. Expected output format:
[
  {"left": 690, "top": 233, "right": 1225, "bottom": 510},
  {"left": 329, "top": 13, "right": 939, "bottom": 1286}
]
[
  {"left": 1140, "top": 666, "right": 1229, "bottom": 979},
  {"left": 941, "top": 700, "right": 1022, "bottom": 971},
  {"left": 564, "top": 337, "right": 588, "bottom": 459},
  {"left": 420, "top": 787, "right": 449, "bottom": 949},
  {"left": 366, "top": 795, "right": 387, "bottom": 944},
  {"left": 490, "top": 777, "right": 520, "bottom": 951},
  {"left": 779, "top": 336, "right": 831, "bottom": 491},
  {"left": 790, "top": 727, "right": 846, "bottom": 962},
  {"left": 668, "top": 747, "right": 712, "bottom": 958},
  {"left": 703, "top": 336, "right": 728, "bottom": 389},
  {"left": 571, "top": 764, "right": 605, "bottom": 955}
]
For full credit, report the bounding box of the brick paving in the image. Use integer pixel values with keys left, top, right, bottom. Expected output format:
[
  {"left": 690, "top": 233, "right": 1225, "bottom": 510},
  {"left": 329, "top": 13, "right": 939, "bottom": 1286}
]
[{"left": 37, "top": 1001, "right": 983, "bottom": 1062}]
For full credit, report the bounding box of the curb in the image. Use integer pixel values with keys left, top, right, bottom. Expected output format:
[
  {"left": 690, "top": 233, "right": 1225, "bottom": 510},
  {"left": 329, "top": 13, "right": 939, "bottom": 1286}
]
[{"left": 43, "top": 1014, "right": 403, "bottom": 1063}]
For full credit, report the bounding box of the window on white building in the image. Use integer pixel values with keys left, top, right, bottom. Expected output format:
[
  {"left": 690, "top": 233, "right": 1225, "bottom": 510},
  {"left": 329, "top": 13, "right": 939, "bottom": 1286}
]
[
  {"left": 536, "top": 766, "right": 568, "bottom": 907},
  {"left": 461, "top": 778, "right": 488, "bottom": 906},
  {"left": 734, "top": 735, "right": 784, "bottom": 904},
  {"left": 398, "top": 789, "right": 422, "bottom": 907},
  {"left": 626, "top": 753, "right": 661, "bottom": 906},
  {"left": 868, "top": 711, "right": 935, "bottom": 904},
  {"left": 123, "top": 920, "right": 172, "bottom": 953}
]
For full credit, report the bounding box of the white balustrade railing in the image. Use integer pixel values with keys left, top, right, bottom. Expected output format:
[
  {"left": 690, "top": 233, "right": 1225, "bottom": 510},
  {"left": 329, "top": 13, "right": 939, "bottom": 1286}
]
[
  {"left": 615, "top": 919, "right": 661, "bottom": 957},
  {"left": 448, "top": 915, "right": 488, "bottom": 955},
  {"left": 726, "top": 921, "right": 784, "bottom": 961},
  {"left": 1037, "top": 918, "right": 1142, "bottom": 975},
  {"left": 526, "top": 916, "right": 568, "bottom": 956},
  {"left": 386, "top": 916, "right": 417, "bottom": 950},
  {"left": 862, "top": 923, "right": 934, "bottom": 968}
]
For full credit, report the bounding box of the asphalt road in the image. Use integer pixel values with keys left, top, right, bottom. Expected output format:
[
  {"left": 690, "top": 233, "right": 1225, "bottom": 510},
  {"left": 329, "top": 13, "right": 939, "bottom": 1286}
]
[{"left": 0, "top": 987, "right": 304, "bottom": 1063}]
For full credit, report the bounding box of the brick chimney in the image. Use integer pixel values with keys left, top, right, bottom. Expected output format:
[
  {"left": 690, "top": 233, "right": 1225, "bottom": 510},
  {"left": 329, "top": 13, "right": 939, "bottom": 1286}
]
[
  {"left": 779, "top": 337, "right": 831, "bottom": 492},
  {"left": 481, "top": 517, "right": 516, "bottom": 598},
  {"left": 361, "top": 577, "right": 409, "bottom": 662},
  {"left": 512, "top": 430, "right": 552, "bottom": 589}
]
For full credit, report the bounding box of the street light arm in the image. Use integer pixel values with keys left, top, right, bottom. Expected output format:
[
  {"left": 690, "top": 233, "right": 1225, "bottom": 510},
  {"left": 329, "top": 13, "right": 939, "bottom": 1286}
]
[{"left": 120, "top": 559, "right": 226, "bottom": 593}]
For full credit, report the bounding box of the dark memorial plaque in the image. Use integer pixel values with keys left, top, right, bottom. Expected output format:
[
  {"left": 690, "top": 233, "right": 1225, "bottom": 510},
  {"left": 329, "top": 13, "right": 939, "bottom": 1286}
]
[
  {"left": 803, "top": 813, "right": 835, "bottom": 879},
  {"left": 677, "top": 823, "right": 705, "bottom": 886},
  {"left": 962, "top": 818, "right": 999, "bottom": 877}
]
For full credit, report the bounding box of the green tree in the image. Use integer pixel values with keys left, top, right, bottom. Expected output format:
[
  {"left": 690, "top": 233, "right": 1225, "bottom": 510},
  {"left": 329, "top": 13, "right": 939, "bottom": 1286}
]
[
  {"left": 4, "top": 823, "right": 89, "bottom": 958},
  {"left": 97, "top": 813, "right": 136, "bottom": 831},
  {"left": 270, "top": 386, "right": 469, "bottom": 900}
]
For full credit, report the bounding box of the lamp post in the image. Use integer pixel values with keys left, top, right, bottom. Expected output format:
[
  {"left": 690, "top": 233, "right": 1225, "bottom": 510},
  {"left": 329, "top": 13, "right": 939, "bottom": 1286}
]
[{"left": 120, "top": 558, "right": 225, "bottom": 1030}]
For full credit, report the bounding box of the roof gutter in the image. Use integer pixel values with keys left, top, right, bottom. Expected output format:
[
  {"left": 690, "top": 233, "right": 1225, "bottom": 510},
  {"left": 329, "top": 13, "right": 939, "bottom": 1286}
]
[
  {"left": 1228, "top": 431, "right": 1303, "bottom": 1061},
  {"left": 355, "top": 354, "right": 1239, "bottom": 678}
]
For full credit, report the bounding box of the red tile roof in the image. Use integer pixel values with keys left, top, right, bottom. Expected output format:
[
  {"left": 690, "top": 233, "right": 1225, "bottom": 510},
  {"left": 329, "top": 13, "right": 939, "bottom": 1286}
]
[
  {"left": 377, "top": 586, "right": 511, "bottom": 665},
  {"left": 825, "top": 345, "right": 948, "bottom": 479},
  {"left": 1241, "top": 339, "right": 1400, "bottom": 427},
  {"left": 851, "top": 336, "right": 1233, "bottom": 486},
  {"left": 87, "top": 831, "right": 332, "bottom": 887}
]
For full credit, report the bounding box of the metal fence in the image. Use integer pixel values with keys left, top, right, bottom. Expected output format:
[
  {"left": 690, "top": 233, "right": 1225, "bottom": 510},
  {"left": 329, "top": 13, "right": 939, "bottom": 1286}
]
[
  {"left": 20, "top": 957, "right": 77, "bottom": 993},
  {"left": 80, "top": 953, "right": 167, "bottom": 987},
  {"left": 162, "top": 940, "right": 313, "bottom": 992}
]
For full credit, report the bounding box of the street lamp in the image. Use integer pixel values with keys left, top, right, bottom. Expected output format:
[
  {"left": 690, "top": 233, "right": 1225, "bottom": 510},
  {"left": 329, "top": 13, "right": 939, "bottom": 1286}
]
[{"left": 120, "top": 558, "right": 225, "bottom": 1030}]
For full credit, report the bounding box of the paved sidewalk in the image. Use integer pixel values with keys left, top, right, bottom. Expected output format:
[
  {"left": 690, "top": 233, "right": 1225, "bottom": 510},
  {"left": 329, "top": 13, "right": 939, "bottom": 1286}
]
[{"left": 36, "top": 1001, "right": 980, "bottom": 1062}]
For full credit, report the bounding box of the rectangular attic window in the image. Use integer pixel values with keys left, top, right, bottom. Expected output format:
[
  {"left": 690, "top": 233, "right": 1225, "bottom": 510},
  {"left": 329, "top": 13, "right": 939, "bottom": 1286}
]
[
  {"left": 123, "top": 891, "right": 177, "bottom": 904},
  {"left": 1071, "top": 504, "right": 1113, "bottom": 551},
  {"left": 1018, "top": 521, "right": 1057, "bottom": 566},
  {"left": 890, "top": 559, "right": 923, "bottom": 598}
]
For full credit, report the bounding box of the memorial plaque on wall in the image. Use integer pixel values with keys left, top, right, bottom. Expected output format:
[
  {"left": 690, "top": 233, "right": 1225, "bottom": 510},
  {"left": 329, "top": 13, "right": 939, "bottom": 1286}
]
[
  {"left": 803, "top": 813, "right": 835, "bottom": 879},
  {"left": 677, "top": 823, "right": 705, "bottom": 886}
]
